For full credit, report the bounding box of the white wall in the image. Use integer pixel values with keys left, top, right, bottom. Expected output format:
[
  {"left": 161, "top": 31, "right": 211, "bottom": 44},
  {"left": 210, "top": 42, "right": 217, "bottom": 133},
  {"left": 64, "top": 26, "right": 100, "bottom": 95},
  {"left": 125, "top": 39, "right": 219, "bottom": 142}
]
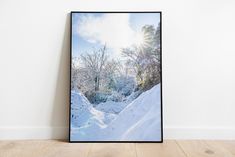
[{"left": 0, "top": 0, "right": 235, "bottom": 140}]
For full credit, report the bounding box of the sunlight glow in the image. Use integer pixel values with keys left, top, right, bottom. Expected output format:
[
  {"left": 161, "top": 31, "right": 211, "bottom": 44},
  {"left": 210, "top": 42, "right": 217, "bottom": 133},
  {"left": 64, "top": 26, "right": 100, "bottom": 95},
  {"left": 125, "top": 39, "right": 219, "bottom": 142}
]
[
  {"left": 133, "top": 32, "right": 145, "bottom": 46},
  {"left": 76, "top": 14, "right": 151, "bottom": 58},
  {"left": 132, "top": 31, "right": 148, "bottom": 49}
]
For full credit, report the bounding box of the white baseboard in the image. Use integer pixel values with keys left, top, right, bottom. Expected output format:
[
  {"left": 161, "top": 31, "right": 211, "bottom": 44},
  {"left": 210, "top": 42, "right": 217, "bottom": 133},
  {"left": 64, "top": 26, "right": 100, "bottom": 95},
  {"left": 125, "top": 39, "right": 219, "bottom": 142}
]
[
  {"left": 0, "top": 127, "right": 68, "bottom": 140},
  {"left": 1, "top": 126, "right": 235, "bottom": 140},
  {"left": 164, "top": 127, "right": 235, "bottom": 140}
]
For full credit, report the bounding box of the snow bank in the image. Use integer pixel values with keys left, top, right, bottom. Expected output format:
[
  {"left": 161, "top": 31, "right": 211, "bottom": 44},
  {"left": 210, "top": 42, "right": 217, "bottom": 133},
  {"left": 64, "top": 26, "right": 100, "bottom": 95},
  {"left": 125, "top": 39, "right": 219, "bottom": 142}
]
[
  {"left": 70, "top": 90, "right": 104, "bottom": 127},
  {"left": 70, "top": 90, "right": 115, "bottom": 141},
  {"left": 71, "top": 84, "right": 161, "bottom": 141},
  {"left": 95, "top": 101, "right": 127, "bottom": 114},
  {"left": 101, "top": 84, "right": 161, "bottom": 141}
]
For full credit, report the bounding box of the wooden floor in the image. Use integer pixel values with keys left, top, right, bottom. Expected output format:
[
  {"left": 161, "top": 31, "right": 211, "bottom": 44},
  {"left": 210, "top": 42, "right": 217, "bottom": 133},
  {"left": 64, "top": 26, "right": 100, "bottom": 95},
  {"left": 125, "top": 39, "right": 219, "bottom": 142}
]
[{"left": 0, "top": 140, "right": 234, "bottom": 157}]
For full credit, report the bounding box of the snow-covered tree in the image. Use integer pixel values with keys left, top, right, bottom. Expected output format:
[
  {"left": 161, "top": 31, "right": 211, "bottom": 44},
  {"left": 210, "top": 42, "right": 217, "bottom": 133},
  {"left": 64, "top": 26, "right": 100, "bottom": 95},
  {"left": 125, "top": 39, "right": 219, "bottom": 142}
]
[
  {"left": 122, "top": 23, "right": 161, "bottom": 91},
  {"left": 80, "top": 45, "right": 108, "bottom": 92},
  {"left": 71, "top": 57, "right": 80, "bottom": 90}
]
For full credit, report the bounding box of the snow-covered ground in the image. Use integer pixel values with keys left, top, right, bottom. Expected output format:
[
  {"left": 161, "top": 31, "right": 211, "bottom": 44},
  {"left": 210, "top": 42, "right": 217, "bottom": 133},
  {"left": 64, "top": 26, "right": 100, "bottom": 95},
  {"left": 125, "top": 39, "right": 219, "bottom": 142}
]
[
  {"left": 70, "top": 84, "right": 161, "bottom": 141},
  {"left": 95, "top": 101, "right": 127, "bottom": 114}
]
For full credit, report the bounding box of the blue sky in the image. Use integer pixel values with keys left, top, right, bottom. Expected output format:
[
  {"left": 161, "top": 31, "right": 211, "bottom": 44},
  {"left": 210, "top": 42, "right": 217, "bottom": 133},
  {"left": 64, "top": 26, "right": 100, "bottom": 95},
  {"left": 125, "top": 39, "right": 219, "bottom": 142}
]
[{"left": 72, "top": 13, "right": 160, "bottom": 58}]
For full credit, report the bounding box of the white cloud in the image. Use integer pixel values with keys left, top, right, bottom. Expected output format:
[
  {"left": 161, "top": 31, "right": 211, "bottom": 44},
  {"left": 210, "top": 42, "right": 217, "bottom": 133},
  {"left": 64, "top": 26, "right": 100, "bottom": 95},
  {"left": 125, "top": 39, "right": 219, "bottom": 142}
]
[{"left": 77, "top": 13, "right": 136, "bottom": 56}]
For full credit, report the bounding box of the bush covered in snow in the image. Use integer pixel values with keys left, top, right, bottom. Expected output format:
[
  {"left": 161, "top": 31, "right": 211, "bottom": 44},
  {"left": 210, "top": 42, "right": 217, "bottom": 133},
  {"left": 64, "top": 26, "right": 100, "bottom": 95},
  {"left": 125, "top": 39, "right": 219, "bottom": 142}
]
[
  {"left": 107, "top": 91, "right": 124, "bottom": 102},
  {"left": 85, "top": 91, "right": 109, "bottom": 105},
  {"left": 113, "top": 76, "right": 136, "bottom": 96}
]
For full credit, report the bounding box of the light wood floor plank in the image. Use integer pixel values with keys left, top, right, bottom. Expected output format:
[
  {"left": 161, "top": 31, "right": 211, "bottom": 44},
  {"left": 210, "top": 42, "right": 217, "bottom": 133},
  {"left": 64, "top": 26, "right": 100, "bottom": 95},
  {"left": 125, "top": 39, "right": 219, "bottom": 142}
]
[
  {"left": 0, "top": 140, "right": 235, "bottom": 157},
  {"left": 0, "top": 140, "right": 91, "bottom": 157},
  {"left": 213, "top": 140, "right": 235, "bottom": 155},
  {"left": 88, "top": 143, "right": 136, "bottom": 157},
  {"left": 136, "top": 140, "right": 187, "bottom": 157},
  {"left": 177, "top": 140, "right": 235, "bottom": 157}
]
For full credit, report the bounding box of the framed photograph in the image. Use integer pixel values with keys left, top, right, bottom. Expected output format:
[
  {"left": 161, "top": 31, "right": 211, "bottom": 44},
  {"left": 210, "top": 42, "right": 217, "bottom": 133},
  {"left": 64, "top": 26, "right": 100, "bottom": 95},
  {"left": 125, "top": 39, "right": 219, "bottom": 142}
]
[{"left": 70, "top": 11, "right": 162, "bottom": 142}]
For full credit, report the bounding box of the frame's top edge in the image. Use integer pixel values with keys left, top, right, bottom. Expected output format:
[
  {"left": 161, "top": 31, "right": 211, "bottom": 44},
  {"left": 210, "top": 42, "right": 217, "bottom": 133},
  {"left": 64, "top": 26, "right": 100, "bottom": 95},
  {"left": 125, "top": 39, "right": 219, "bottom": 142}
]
[{"left": 70, "top": 11, "right": 162, "bottom": 13}]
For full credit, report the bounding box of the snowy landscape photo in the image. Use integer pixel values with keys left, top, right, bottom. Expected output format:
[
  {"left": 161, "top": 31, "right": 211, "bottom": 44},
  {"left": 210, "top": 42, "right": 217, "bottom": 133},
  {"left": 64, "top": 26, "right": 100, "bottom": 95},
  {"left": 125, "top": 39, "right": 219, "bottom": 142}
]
[{"left": 70, "top": 12, "right": 162, "bottom": 142}]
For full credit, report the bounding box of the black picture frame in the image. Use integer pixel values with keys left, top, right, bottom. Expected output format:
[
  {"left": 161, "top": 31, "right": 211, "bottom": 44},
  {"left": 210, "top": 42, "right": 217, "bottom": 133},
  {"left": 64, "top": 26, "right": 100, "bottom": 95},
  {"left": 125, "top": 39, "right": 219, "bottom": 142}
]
[{"left": 69, "top": 11, "right": 163, "bottom": 143}]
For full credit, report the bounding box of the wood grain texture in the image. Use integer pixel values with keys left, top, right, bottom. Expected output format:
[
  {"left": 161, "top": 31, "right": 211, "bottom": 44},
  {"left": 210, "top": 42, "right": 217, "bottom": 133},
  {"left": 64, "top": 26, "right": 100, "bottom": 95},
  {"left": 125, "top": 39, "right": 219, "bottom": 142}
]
[
  {"left": 213, "top": 140, "right": 235, "bottom": 155},
  {"left": 0, "top": 140, "right": 235, "bottom": 157},
  {"left": 88, "top": 143, "right": 136, "bottom": 157},
  {"left": 0, "top": 140, "right": 91, "bottom": 157},
  {"left": 136, "top": 140, "right": 186, "bottom": 157},
  {"left": 177, "top": 140, "right": 235, "bottom": 157}
]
